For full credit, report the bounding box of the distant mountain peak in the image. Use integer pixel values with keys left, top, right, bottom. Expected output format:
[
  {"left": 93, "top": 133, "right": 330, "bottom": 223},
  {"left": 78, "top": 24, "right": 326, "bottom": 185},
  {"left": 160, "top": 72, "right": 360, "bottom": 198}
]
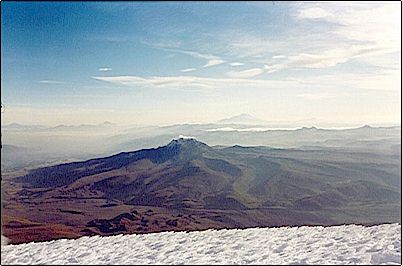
[
  {"left": 360, "top": 125, "right": 373, "bottom": 129},
  {"left": 2, "top": 123, "right": 47, "bottom": 130},
  {"left": 163, "top": 137, "right": 210, "bottom": 159},
  {"left": 217, "top": 113, "right": 267, "bottom": 125},
  {"left": 236, "top": 113, "right": 256, "bottom": 119},
  {"left": 176, "top": 134, "right": 196, "bottom": 140},
  {"left": 8, "top": 122, "right": 23, "bottom": 127},
  {"left": 167, "top": 137, "right": 208, "bottom": 149}
]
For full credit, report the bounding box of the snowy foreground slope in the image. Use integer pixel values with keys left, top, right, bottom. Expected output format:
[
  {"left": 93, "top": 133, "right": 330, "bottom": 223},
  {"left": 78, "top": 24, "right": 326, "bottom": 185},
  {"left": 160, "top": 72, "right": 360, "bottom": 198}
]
[{"left": 2, "top": 224, "right": 401, "bottom": 265}]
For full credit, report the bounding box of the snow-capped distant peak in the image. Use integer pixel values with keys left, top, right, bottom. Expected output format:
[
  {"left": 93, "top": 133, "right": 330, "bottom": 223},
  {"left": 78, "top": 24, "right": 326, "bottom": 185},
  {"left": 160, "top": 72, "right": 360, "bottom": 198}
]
[
  {"left": 217, "top": 113, "right": 268, "bottom": 125},
  {"left": 177, "top": 134, "right": 196, "bottom": 140}
]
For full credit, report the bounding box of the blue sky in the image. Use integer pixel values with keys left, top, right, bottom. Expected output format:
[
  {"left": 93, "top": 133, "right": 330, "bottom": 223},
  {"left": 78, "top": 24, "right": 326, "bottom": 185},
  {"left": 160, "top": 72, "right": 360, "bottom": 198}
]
[{"left": 1, "top": 1, "right": 401, "bottom": 126}]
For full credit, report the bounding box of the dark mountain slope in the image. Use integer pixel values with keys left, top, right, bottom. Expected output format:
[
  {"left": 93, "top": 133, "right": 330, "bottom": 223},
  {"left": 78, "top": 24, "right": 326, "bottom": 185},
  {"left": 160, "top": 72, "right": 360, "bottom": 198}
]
[{"left": 4, "top": 137, "right": 400, "bottom": 243}]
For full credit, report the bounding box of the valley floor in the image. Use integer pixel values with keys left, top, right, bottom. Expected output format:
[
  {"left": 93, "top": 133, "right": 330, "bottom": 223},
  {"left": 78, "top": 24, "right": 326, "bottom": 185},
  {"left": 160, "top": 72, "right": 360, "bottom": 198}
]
[{"left": 1, "top": 223, "right": 400, "bottom": 265}]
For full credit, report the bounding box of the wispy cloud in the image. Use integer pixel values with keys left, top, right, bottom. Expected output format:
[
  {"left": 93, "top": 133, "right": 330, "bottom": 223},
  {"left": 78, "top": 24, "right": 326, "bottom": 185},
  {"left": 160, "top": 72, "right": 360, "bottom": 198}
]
[
  {"left": 152, "top": 47, "right": 226, "bottom": 68},
  {"left": 39, "top": 80, "right": 65, "bottom": 84},
  {"left": 174, "top": 49, "right": 225, "bottom": 68},
  {"left": 220, "top": 2, "right": 400, "bottom": 75},
  {"left": 230, "top": 62, "right": 244, "bottom": 66},
  {"left": 258, "top": 45, "right": 386, "bottom": 75},
  {"left": 92, "top": 75, "right": 298, "bottom": 90},
  {"left": 263, "top": 64, "right": 281, "bottom": 74},
  {"left": 92, "top": 69, "right": 400, "bottom": 92},
  {"left": 226, "top": 68, "right": 264, "bottom": 78},
  {"left": 203, "top": 58, "right": 225, "bottom": 68},
  {"left": 295, "top": 2, "right": 401, "bottom": 67},
  {"left": 287, "top": 45, "right": 384, "bottom": 69},
  {"left": 180, "top": 68, "right": 197, "bottom": 73},
  {"left": 290, "top": 69, "right": 400, "bottom": 92},
  {"left": 99, "top": 67, "right": 112, "bottom": 72}
]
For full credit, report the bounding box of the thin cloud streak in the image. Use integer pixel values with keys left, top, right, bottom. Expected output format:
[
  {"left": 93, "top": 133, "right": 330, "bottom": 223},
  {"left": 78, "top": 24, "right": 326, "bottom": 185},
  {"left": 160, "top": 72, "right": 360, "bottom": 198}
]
[
  {"left": 153, "top": 47, "right": 226, "bottom": 68},
  {"left": 99, "top": 67, "right": 112, "bottom": 72},
  {"left": 92, "top": 69, "right": 400, "bottom": 92},
  {"left": 226, "top": 68, "right": 264, "bottom": 78},
  {"left": 230, "top": 62, "right": 244, "bottom": 66},
  {"left": 180, "top": 68, "right": 197, "bottom": 72},
  {"left": 221, "top": 2, "right": 400, "bottom": 75},
  {"left": 92, "top": 75, "right": 299, "bottom": 90},
  {"left": 203, "top": 58, "right": 225, "bottom": 68},
  {"left": 39, "top": 80, "right": 65, "bottom": 84}
]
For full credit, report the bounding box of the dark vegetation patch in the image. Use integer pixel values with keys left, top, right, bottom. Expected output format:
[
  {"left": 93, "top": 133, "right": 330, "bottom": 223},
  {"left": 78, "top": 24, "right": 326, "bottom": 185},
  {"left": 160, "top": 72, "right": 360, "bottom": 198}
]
[
  {"left": 58, "top": 209, "right": 84, "bottom": 215},
  {"left": 100, "top": 203, "right": 119, "bottom": 208},
  {"left": 86, "top": 212, "right": 137, "bottom": 233},
  {"left": 166, "top": 219, "right": 178, "bottom": 227}
]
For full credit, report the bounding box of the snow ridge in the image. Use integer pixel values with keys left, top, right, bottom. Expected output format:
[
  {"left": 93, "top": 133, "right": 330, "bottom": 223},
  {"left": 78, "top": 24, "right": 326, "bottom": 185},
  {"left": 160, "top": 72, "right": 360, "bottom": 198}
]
[{"left": 1, "top": 223, "right": 401, "bottom": 265}]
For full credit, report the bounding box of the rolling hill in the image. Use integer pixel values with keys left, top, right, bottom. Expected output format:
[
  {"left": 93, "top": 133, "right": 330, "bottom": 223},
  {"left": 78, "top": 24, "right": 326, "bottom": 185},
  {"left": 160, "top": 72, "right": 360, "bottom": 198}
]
[{"left": 2, "top": 138, "right": 400, "bottom": 243}]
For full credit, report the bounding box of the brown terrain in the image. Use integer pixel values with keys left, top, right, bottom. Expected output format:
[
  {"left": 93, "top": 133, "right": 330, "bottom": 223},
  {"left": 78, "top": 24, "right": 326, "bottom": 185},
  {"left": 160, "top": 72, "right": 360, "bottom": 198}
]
[{"left": 2, "top": 138, "right": 401, "bottom": 244}]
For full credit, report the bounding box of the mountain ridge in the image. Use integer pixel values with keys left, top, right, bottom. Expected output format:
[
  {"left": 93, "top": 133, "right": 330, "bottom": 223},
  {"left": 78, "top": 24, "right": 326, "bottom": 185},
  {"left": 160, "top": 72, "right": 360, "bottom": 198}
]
[
  {"left": 4, "top": 137, "right": 401, "bottom": 244},
  {"left": 217, "top": 113, "right": 268, "bottom": 125}
]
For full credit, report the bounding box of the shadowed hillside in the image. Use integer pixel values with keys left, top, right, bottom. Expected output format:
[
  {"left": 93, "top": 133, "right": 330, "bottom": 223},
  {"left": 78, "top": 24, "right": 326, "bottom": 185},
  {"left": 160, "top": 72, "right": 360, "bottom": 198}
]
[{"left": 2, "top": 138, "right": 400, "bottom": 243}]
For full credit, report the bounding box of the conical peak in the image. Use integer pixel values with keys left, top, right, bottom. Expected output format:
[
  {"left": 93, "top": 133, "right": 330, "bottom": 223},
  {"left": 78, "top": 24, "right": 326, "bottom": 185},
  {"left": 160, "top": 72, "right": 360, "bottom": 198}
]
[{"left": 166, "top": 137, "right": 209, "bottom": 150}]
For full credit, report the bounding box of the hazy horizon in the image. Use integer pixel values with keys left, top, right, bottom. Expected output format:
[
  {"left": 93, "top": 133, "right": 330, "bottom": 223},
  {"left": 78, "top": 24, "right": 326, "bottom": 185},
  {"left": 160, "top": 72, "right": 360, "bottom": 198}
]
[
  {"left": 1, "top": 2, "right": 401, "bottom": 126},
  {"left": 1, "top": 113, "right": 401, "bottom": 129}
]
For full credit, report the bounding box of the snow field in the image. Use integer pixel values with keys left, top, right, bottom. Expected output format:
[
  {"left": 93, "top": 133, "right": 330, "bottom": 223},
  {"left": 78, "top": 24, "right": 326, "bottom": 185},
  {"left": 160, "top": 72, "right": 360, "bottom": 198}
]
[{"left": 1, "top": 223, "right": 400, "bottom": 265}]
